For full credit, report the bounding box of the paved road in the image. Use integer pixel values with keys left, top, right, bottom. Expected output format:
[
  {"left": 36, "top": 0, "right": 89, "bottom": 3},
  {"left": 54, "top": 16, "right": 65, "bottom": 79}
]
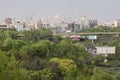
[{"left": 60, "top": 32, "right": 120, "bottom": 36}]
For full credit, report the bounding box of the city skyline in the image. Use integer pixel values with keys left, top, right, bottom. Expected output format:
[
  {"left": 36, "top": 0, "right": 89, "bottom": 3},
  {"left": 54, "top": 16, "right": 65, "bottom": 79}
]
[{"left": 0, "top": 0, "right": 120, "bottom": 22}]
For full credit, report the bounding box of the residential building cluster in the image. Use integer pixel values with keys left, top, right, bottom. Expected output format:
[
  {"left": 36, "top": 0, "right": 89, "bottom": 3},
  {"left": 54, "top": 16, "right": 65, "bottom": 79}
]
[{"left": 101, "top": 19, "right": 120, "bottom": 28}]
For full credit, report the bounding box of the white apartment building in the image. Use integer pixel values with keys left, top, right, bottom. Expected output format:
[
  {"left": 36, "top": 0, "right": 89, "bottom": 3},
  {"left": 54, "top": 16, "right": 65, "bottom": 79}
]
[{"left": 113, "top": 19, "right": 120, "bottom": 27}]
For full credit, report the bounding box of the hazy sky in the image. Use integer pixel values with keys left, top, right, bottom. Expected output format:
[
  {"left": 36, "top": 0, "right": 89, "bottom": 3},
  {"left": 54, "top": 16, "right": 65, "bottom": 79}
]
[{"left": 0, "top": 0, "right": 120, "bottom": 22}]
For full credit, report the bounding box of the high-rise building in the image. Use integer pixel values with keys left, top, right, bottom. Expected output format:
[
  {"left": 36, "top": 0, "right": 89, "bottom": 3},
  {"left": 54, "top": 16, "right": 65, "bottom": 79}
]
[
  {"left": 16, "top": 21, "right": 24, "bottom": 31},
  {"left": 68, "top": 22, "right": 81, "bottom": 32},
  {"left": 74, "top": 23, "right": 81, "bottom": 32},
  {"left": 89, "top": 19, "right": 98, "bottom": 28},
  {"left": 35, "top": 19, "right": 46, "bottom": 29},
  {"left": 81, "top": 17, "right": 89, "bottom": 30},
  {"left": 68, "top": 23, "right": 75, "bottom": 32},
  {"left": 4, "top": 17, "right": 13, "bottom": 28},
  {"left": 4, "top": 18, "right": 12, "bottom": 24}
]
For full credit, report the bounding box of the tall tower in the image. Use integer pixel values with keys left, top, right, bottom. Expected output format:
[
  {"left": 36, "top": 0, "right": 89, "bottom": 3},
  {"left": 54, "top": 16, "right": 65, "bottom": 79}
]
[
  {"left": 81, "top": 16, "right": 89, "bottom": 30},
  {"left": 81, "top": 16, "right": 86, "bottom": 30}
]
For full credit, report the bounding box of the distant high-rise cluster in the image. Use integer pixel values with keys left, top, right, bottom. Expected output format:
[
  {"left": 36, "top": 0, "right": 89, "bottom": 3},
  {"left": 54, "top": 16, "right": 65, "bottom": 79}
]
[{"left": 0, "top": 15, "right": 119, "bottom": 33}]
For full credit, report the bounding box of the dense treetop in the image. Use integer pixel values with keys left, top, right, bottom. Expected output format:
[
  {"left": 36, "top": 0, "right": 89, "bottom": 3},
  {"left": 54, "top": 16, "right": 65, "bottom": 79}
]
[{"left": 0, "top": 29, "right": 119, "bottom": 80}]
